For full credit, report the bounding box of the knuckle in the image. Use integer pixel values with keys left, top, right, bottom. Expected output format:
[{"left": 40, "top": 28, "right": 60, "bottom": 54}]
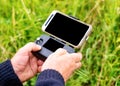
[
  {"left": 57, "top": 48, "right": 67, "bottom": 52},
  {"left": 27, "top": 42, "right": 34, "bottom": 45}
]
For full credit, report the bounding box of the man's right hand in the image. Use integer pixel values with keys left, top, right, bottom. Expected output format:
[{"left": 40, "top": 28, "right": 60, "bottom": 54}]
[{"left": 41, "top": 48, "right": 82, "bottom": 82}]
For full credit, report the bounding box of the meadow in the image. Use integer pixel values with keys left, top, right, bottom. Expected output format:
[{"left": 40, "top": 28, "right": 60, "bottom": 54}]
[{"left": 0, "top": 0, "right": 120, "bottom": 86}]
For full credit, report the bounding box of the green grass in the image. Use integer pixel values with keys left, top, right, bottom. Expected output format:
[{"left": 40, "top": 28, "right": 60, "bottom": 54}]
[{"left": 0, "top": 0, "right": 120, "bottom": 86}]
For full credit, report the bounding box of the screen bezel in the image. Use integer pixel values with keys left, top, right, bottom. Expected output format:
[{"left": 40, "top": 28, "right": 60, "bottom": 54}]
[{"left": 42, "top": 10, "right": 92, "bottom": 48}]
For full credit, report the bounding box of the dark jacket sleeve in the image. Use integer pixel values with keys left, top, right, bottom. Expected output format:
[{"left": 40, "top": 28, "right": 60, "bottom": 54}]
[
  {"left": 0, "top": 60, "right": 23, "bottom": 86},
  {"left": 36, "top": 69, "right": 65, "bottom": 86}
]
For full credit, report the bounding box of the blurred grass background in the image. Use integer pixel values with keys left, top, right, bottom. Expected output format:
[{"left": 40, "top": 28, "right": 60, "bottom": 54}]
[{"left": 0, "top": 0, "right": 120, "bottom": 86}]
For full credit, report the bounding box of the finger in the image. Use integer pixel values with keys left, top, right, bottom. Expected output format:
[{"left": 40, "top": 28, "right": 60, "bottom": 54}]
[
  {"left": 69, "top": 53, "right": 82, "bottom": 62},
  {"left": 23, "top": 42, "right": 41, "bottom": 52},
  {"left": 75, "top": 62, "right": 82, "bottom": 69},
  {"left": 53, "top": 48, "right": 68, "bottom": 56},
  {"left": 30, "top": 57, "right": 38, "bottom": 74},
  {"left": 38, "top": 66, "right": 42, "bottom": 72},
  {"left": 37, "top": 60, "right": 44, "bottom": 66}
]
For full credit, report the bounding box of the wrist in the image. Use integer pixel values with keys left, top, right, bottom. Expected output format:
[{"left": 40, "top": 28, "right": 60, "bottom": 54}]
[{"left": 11, "top": 59, "right": 24, "bottom": 82}]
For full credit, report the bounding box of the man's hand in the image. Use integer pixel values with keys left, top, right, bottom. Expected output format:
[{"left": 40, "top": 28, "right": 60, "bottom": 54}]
[
  {"left": 41, "top": 48, "right": 82, "bottom": 82},
  {"left": 11, "top": 42, "right": 43, "bottom": 82}
]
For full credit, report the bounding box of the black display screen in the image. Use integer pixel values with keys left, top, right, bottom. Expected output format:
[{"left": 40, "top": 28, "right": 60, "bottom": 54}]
[
  {"left": 45, "top": 13, "right": 89, "bottom": 46},
  {"left": 43, "top": 38, "right": 64, "bottom": 52}
]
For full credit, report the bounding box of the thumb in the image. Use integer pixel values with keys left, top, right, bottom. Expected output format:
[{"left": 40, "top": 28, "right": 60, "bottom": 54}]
[
  {"left": 22, "top": 42, "right": 41, "bottom": 52},
  {"left": 54, "top": 48, "right": 68, "bottom": 56}
]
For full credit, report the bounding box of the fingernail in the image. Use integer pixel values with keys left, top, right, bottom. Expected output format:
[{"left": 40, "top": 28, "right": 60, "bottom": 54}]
[{"left": 36, "top": 45, "right": 41, "bottom": 49}]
